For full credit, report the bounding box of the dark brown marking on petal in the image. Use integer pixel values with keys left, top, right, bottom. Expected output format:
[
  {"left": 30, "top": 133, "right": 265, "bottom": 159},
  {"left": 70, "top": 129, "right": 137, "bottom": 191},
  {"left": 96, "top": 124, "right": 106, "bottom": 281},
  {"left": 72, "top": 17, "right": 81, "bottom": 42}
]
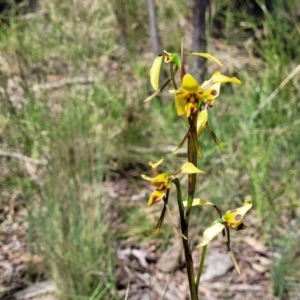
[
  {"left": 186, "top": 93, "right": 196, "bottom": 103},
  {"left": 234, "top": 214, "right": 242, "bottom": 221},
  {"left": 156, "top": 183, "right": 167, "bottom": 191},
  {"left": 153, "top": 195, "right": 163, "bottom": 204},
  {"left": 222, "top": 221, "right": 233, "bottom": 228},
  {"left": 211, "top": 90, "right": 217, "bottom": 96},
  {"left": 237, "top": 223, "right": 246, "bottom": 230}
]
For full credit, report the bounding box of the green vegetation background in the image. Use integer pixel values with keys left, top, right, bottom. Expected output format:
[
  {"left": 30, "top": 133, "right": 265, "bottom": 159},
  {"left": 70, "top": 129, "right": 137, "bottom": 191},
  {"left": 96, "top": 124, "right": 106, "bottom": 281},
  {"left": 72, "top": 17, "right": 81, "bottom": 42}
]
[{"left": 0, "top": 0, "right": 299, "bottom": 299}]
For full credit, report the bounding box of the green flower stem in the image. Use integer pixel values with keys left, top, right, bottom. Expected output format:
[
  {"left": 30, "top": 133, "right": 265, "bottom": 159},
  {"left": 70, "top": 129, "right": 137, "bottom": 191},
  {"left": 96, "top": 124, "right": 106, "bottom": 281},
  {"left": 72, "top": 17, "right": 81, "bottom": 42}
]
[
  {"left": 186, "top": 113, "right": 198, "bottom": 223},
  {"left": 196, "top": 245, "right": 207, "bottom": 290},
  {"left": 155, "top": 189, "right": 170, "bottom": 233},
  {"left": 156, "top": 65, "right": 178, "bottom": 95},
  {"left": 173, "top": 179, "right": 184, "bottom": 224},
  {"left": 172, "top": 47, "right": 198, "bottom": 299},
  {"left": 170, "top": 63, "right": 178, "bottom": 90},
  {"left": 173, "top": 179, "right": 198, "bottom": 300},
  {"left": 185, "top": 113, "right": 199, "bottom": 299}
]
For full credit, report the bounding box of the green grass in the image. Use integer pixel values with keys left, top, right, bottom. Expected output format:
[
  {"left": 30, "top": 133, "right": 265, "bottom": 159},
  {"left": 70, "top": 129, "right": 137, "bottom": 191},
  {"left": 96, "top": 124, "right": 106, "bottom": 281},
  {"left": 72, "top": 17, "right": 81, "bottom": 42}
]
[
  {"left": 0, "top": 0, "right": 299, "bottom": 299},
  {"left": 0, "top": 1, "right": 121, "bottom": 299}
]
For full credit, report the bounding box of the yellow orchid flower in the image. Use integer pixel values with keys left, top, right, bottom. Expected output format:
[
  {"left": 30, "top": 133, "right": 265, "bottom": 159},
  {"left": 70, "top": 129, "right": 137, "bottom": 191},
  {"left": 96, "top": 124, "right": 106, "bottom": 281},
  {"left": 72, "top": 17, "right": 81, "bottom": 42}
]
[
  {"left": 195, "top": 199, "right": 252, "bottom": 274},
  {"left": 141, "top": 159, "right": 204, "bottom": 206},
  {"left": 141, "top": 159, "right": 169, "bottom": 205},
  {"left": 140, "top": 172, "right": 169, "bottom": 206},
  {"left": 169, "top": 71, "right": 241, "bottom": 117},
  {"left": 197, "top": 199, "right": 253, "bottom": 248},
  {"left": 222, "top": 199, "right": 252, "bottom": 230},
  {"left": 169, "top": 74, "right": 201, "bottom": 118}
]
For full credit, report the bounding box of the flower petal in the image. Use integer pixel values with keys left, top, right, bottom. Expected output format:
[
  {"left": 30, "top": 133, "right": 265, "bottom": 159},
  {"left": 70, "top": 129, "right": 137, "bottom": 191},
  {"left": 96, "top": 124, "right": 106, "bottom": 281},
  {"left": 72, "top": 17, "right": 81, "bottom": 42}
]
[
  {"left": 173, "top": 122, "right": 192, "bottom": 154},
  {"left": 229, "top": 250, "right": 240, "bottom": 274},
  {"left": 141, "top": 174, "right": 153, "bottom": 182},
  {"left": 148, "top": 190, "right": 165, "bottom": 206},
  {"left": 183, "top": 198, "right": 215, "bottom": 207},
  {"left": 163, "top": 50, "right": 172, "bottom": 63},
  {"left": 149, "top": 158, "right": 164, "bottom": 169},
  {"left": 189, "top": 52, "right": 223, "bottom": 66},
  {"left": 184, "top": 102, "right": 198, "bottom": 118},
  {"left": 222, "top": 199, "right": 253, "bottom": 226},
  {"left": 181, "top": 74, "right": 200, "bottom": 92},
  {"left": 169, "top": 89, "right": 179, "bottom": 94},
  {"left": 180, "top": 162, "right": 205, "bottom": 174},
  {"left": 211, "top": 70, "right": 241, "bottom": 84},
  {"left": 175, "top": 95, "right": 186, "bottom": 116},
  {"left": 202, "top": 82, "right": 221, "bottom": 103},
  {"left": 150, "top": 55, "right": 163, "bottom": 90},
  {"left": 155, "top": 204, "right": 167, "bottom": 233},
  {"left": 196, "top": 222, "right": 225, "bottom": 247},
  {"left": 200, "top": 79, "right": 211, "bottom": 89},
  {"left": 206, "top": 122, "right": 223, "bottom": 150},
  {"left": 197, "top": 110, "right": 208, "bottom": 138},
  {"left": 151, "top": 173, "right": 169, "bottom": 185},
  {"left": 223, "top": 220, "right": 248, "bottom": 231}
]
